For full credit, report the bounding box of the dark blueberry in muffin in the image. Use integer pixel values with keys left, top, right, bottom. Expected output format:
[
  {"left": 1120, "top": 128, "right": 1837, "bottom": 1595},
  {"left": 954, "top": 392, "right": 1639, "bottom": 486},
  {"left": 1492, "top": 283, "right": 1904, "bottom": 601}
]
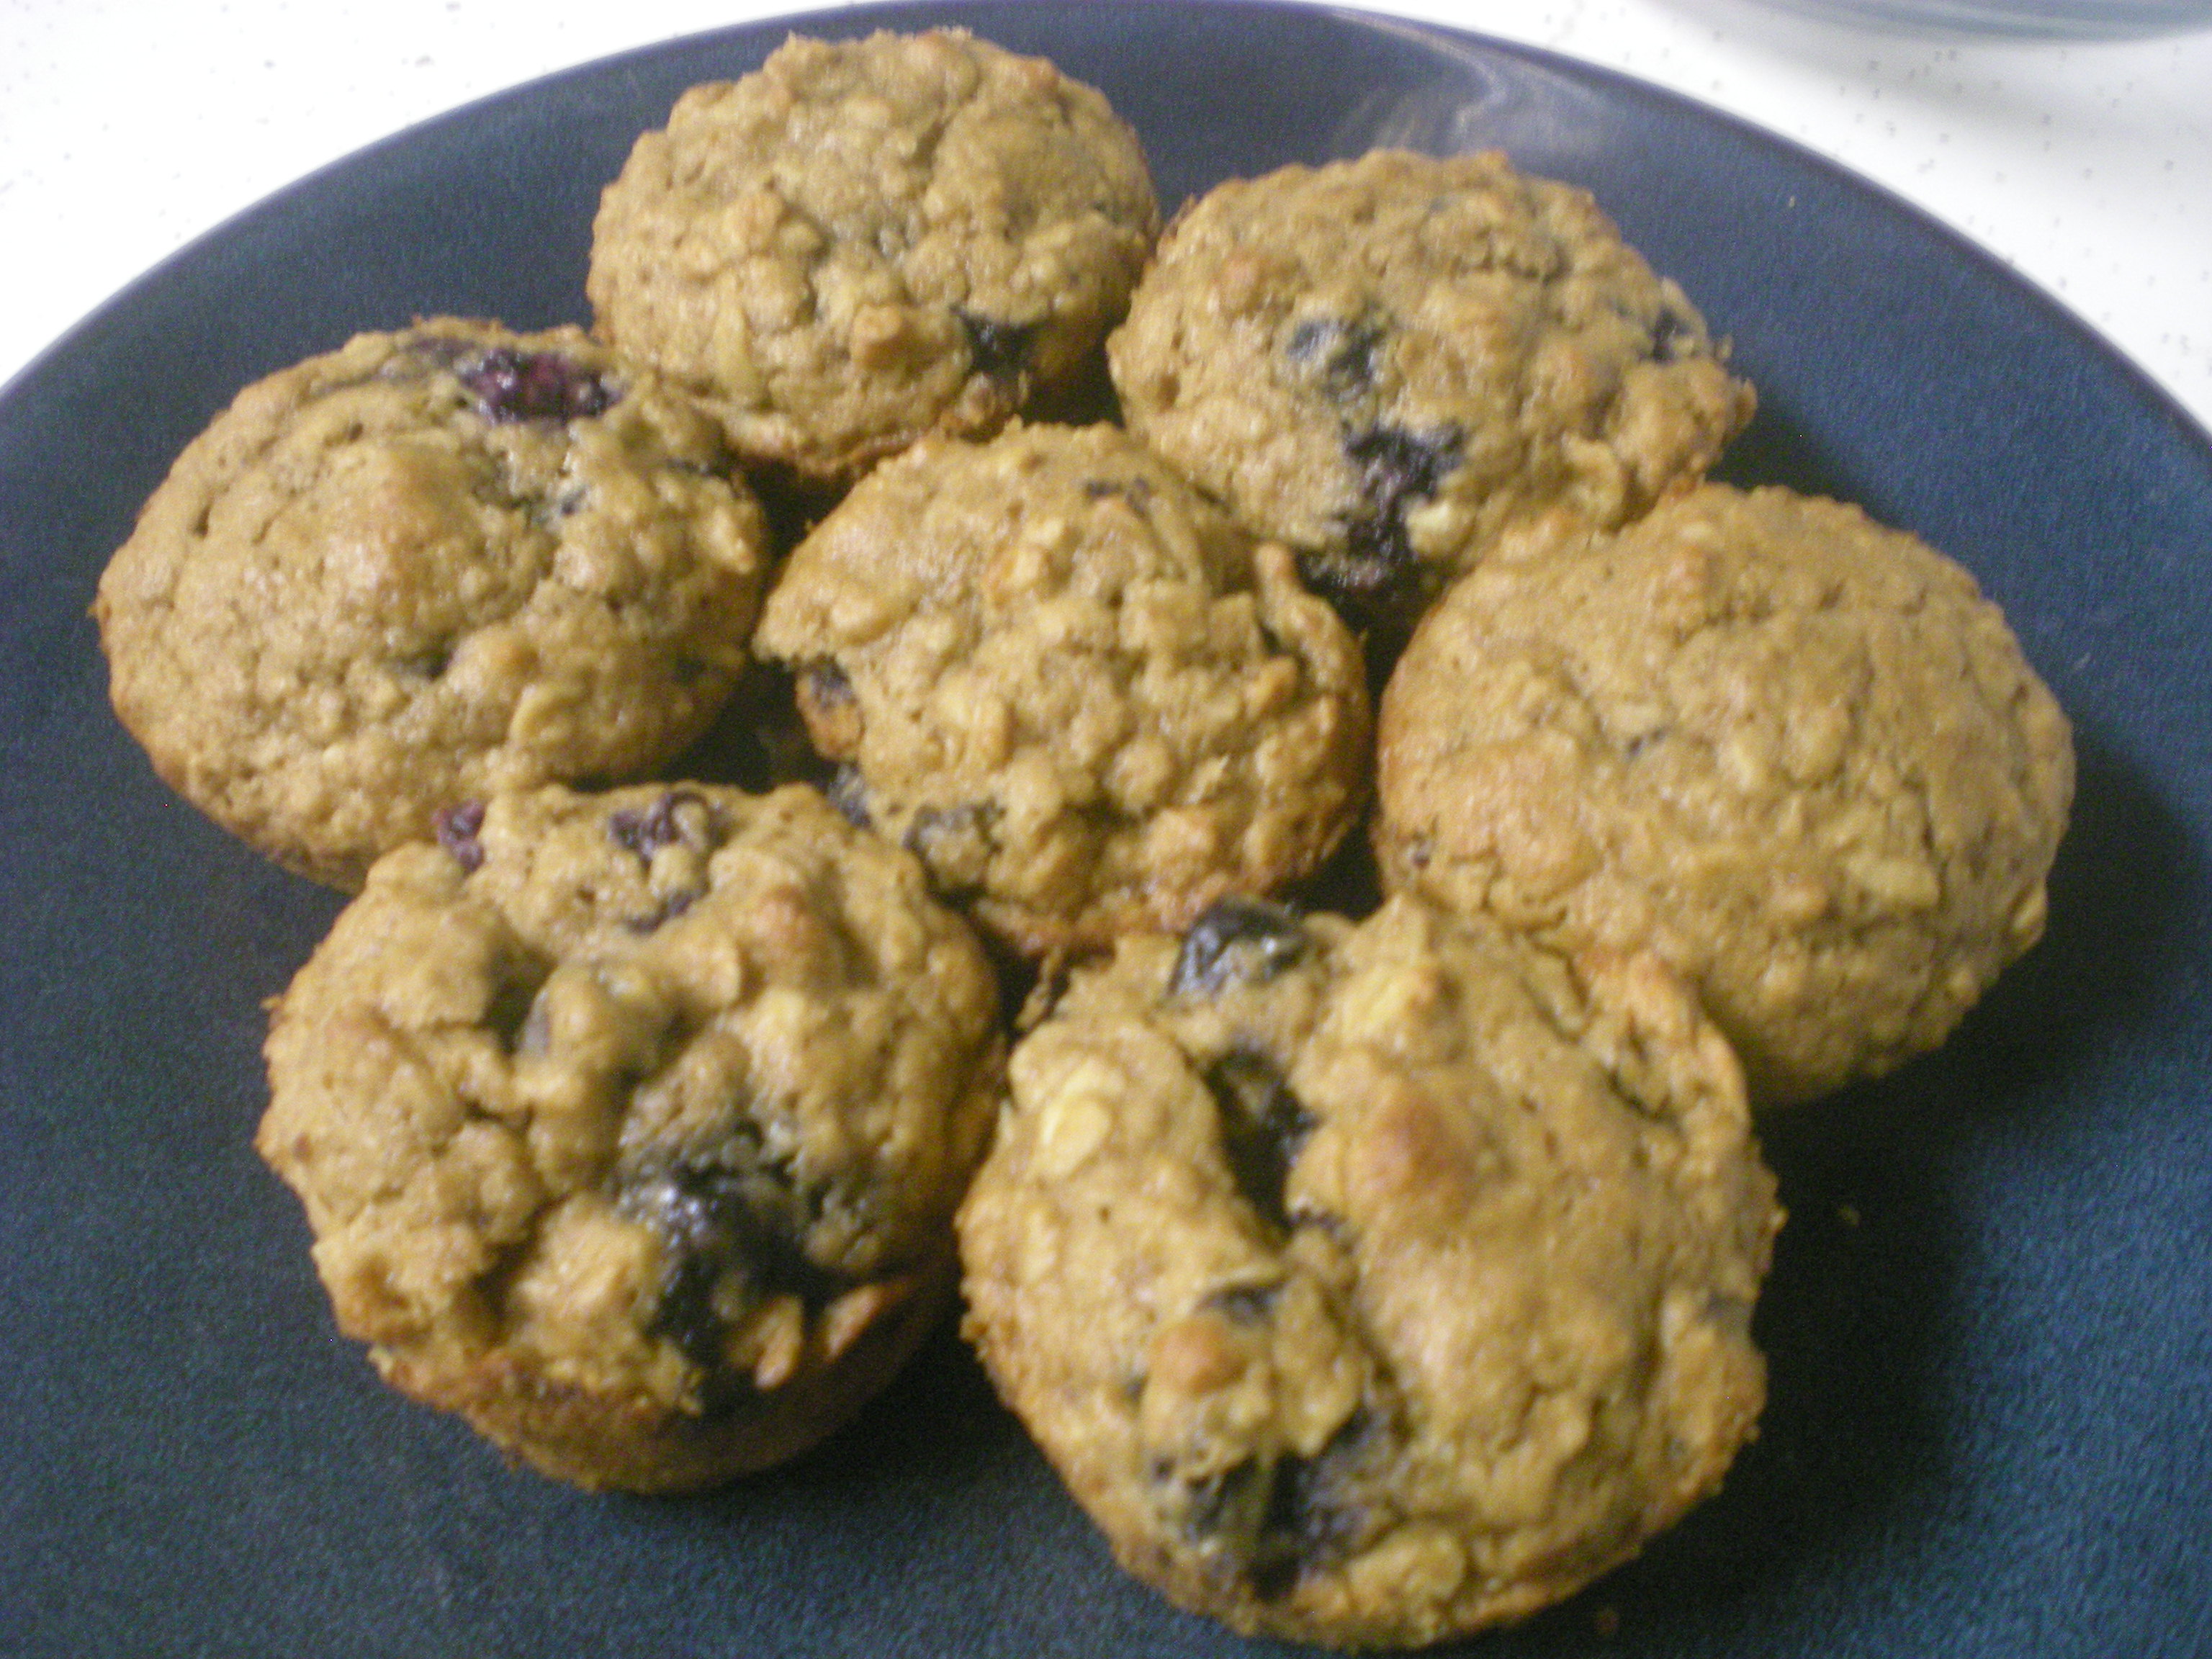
[
  {"left": 1650, "top": 304, "right": 1697, "bottom": 362},
  {"left": 1172, "top": 899, "right": 1309, "bottom": 998},
  {"left": 1202, "top": 1280, "right": 1283, "bottom": 1323},
  {"left": 433, "top": 800, "right": 487, "bottom": 872},
  {"left": 1294, "top": 422, "right": 1463, "bottom": 628},
  {"left": 1081, "top": 475, "right": 1156, "bottom": 510},
  {"left": 826, "top": 765, "right": 872, "bottom": 829},
  {"left": 1284, "top": 315, "right": 1384, "bottom": 405},
  {"left": 1347, "top": 426, "right": 1462, "bottom": 568},
  {"left": 800, "top": 659, "right": 855, "bottom": 710},
  {"left": 1171, "top": 1423, "right": 1370, "bottom": 1601},
  {"left": 608, "top": 788, "right": 711, "bottom": 862},
  {"left": 956, "top": 309, "right": 1038, "bottom": 383},
  {"left": 620, "top": 1159, "right": 842, "bottom": 1372},
  {"left": 457, "top": 347, "right": 617, "bottom": 424},
  {"left": 1244, "top": 1421, "right": 1374, "bottom": 1599},
  {"left": 1206, "top": 1048, "right": 1315, "bottom": 1236}
]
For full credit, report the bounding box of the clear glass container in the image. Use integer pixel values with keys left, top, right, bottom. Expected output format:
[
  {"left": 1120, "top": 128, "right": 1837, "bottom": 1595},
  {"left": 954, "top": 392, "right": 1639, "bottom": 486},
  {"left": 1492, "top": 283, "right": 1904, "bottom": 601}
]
[{"left": 1730, "top": 0, "right": 2212, "bottom": 35}]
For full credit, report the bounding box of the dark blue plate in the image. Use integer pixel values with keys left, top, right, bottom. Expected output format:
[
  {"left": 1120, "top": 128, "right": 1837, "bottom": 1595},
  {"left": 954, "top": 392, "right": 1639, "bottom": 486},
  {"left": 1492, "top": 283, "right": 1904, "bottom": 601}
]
[{"left": 3, "top": 4, "right": 2207, "bottom": 1654}]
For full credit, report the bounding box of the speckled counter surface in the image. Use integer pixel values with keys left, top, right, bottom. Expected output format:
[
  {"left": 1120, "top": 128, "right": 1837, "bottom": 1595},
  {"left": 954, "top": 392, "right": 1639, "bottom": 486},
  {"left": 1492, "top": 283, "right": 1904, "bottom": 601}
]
[{"left": 3, "top": 0, "right": 2207, "bottom": 435}]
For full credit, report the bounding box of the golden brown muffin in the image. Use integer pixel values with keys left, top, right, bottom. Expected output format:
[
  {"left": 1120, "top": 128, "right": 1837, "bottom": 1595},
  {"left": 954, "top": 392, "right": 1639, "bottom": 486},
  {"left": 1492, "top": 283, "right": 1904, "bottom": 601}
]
[
  {"left": 960, "top": 895, "right": 1779, "bottom": 1646},
  {"left": 95, "top": 318, "right": 770, "bottom": 889},
  {"left": 1375, "top": 483, "right": 2074, "bottom": 1104},
  {"left": 754, "top": 423, "right": 1372, "bottom": 958},
  {"left": 589, "top": 29, "right": 1159, "bottom": 482},
  {"left": 259, "top": 783, "right": 1004, "bottom": 1491}
]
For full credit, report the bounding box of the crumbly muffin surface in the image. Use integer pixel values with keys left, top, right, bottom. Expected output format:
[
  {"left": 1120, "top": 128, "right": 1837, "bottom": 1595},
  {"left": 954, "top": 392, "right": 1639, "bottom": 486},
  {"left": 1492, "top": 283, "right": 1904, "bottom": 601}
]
[
  {"left": 258, "top": 782, "right": 1003, "bottom": 1491},
  {"left": 753, "top": 423, "right": 1372, "bottom": 957},
  {"left": 1108, "top": 149, "right": 1753, "bottom": 620},
  {"left": 94, "top": 318, "right": 770, "bottom": 889},
  {"left": 958, "top": 896, "right": 1778, "bottom": 1647},
  {"left": 589, "top": 29, "right": 1159, "bottom": 482},
  {"left": 1376, "top": 484, "right": 2074, "bottom": 1104}
]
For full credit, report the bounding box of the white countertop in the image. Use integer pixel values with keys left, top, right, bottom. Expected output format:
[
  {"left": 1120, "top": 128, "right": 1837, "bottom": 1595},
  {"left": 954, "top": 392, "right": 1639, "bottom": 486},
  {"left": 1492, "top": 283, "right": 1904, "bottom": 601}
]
[{"left": 4, "top": 0, "right": 2208, "bottom": 437}]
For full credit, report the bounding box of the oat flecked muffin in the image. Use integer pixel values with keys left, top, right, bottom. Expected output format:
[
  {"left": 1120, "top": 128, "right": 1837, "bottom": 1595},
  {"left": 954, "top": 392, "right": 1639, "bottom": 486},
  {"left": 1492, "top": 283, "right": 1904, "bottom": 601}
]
[
  {"left": 1108, "top": 149, "right": 1753, "bottom": 623},
  {"left": 258, "top": 782, "right": 1004, "bottom": 1492},
  {"left": 752, "top": 423, "right": 1372, "bottom": 957},
  {"left": 1375, "top": 484, "right": 2075, "bottom": 1105},
  {"left": 958, "top": 895, "right": 1779, "bottom": 1647},
  {"left": 94, "top": 318, "right": 771, "bottom": 889},
  {"left": 588, "top": 29, "right": 1160, "bottom": 483}
]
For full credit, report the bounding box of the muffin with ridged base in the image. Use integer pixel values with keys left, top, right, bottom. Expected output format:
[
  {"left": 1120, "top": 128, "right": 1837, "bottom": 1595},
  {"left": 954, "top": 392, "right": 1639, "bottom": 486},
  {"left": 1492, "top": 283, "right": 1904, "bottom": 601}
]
[
  {"left": 258, "top": 782, "right": 1003, "bottom": 1491},
  {"left": 1375, "top": 483, "right": 2074, "bottom": 1104},
  {"left": 1109, "top": 148, "right": 1752, "bottom": 627},
  {"left": 95, "top": 318, "right": 770, "bottom": 889},
  {"left": 754, "top": 423, "right": 1371, "bottom": 958},
  {"left": 958, "top": 894, "right": 1779, "bottom": 1647},
  {"left": 590, "top": 29, "right": 1159, "bottom": 484}
]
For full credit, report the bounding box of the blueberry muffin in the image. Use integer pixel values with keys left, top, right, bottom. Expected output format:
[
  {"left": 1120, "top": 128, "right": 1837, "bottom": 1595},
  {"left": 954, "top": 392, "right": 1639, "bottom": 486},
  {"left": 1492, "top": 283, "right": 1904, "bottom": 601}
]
[
  {"left": 752, "top": 423, "right": 1372, "bottom": 958},
  {"left": 258, "top": 782, "right": 1004, "bottom": 1492},
  {"left": 1375, "top": 484, "right": 2074, "bottom": 1105},
  {"left": 1108, "top": 149, "right": 1753, "bottom": 624},
  {"left": 958, "top": 895, "right": 1779, "bottom": 1647},
  {"left": 94, "top": 318, "right": 771, "bottom": 889},
  {"left": 588, "top": 30, "right": 1159, "bottom": 484}
]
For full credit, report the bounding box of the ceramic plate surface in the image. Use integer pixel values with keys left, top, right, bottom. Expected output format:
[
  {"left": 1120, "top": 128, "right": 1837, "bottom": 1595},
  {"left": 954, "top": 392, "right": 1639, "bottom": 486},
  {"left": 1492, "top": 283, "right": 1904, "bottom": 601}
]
[{"left": 3, "top": 4, "right": 2208, "bottom": 1654}]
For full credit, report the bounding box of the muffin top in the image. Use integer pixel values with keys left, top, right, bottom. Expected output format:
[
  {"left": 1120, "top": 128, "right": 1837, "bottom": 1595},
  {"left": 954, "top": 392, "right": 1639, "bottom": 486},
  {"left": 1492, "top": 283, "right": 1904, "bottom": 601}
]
[
  {"left": 959, "top": 895, "right": 1778, "bottom": 1646},
  {"left": 1110, "top": 148, "right": 1752, "bottom": 623},
  {"left": 589, "top": 28, "right": 1159, "bottom": 482},
  {"left": 754, "top": 423, "right": 1372, "bottom": 957},
  {"left": 1377, "top": 483, "right": 2074, "bottom": 1103},
  {"left": 95, "top": 318, "right": 770, "bottom": 889},
  {"left": 258, "top": 782, "right": 1004, "bottom": 1490}
]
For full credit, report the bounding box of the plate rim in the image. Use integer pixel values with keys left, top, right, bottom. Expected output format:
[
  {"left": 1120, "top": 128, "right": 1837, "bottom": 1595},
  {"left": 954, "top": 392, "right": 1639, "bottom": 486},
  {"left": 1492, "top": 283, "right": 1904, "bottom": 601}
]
[{"left": 3, "top": 5, "right": 2208, "bottom": 1653}]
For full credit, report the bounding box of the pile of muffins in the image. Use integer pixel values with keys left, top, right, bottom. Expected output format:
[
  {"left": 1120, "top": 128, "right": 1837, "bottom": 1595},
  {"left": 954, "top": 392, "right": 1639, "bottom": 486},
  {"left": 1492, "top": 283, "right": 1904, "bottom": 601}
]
[{"left": 92, "top": 28, "right": 2072, "bottom": 1650}]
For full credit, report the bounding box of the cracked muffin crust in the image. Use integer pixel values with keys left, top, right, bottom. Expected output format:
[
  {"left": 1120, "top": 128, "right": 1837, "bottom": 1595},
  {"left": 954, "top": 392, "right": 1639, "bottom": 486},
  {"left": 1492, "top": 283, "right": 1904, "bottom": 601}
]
[
  {"left": 958, "top": 894, "right": 1778, "bottom": 1647},
  {"left": 258, "top": 782, "right": 1004, "bottom": 1491},
  {"left": 588, "top": 29, "right": 1160, "bottom": 483},
  {"left": 94, "top": 318, "right": 770, "bottom": 890},
  {"left": 752, "top": 423, "right": 1372, "bottom": 958},
  {"left": 1375, "top": 484, "right": 2075, "bottom": 1105},
  {"left": 1107, "top": 149, "right": 1753, "bottom": 625}
]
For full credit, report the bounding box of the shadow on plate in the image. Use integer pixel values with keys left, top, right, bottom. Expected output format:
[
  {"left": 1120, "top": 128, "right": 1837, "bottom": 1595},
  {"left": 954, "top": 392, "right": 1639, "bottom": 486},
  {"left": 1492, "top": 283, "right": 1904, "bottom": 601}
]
[{"left": 1711, "top": 396, "right": 1871, "bottom": 504}]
